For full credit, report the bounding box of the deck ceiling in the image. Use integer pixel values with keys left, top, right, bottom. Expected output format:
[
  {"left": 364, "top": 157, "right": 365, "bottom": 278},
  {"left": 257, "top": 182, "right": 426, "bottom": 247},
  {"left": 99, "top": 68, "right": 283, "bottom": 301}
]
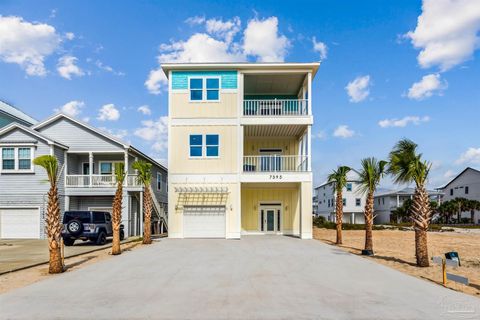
[
  {"left": 244, "top": 74, "right": 306, "bottom": 95},
  {"left": 244, "top": 125, "right": 306, "bottom": 137}
]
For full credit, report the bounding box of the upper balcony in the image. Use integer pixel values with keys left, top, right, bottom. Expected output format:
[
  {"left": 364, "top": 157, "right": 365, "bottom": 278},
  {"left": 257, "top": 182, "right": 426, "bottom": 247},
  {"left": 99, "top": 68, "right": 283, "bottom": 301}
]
[{"left": 241, "top": 73, "right": 312, "bottom": 125}]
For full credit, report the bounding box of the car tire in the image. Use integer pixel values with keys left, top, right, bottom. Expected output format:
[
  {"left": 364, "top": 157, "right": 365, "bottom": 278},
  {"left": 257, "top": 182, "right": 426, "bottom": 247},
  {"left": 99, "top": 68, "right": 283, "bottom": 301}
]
[
  {"left": 96, "top": 231, "right": 107, "bottom": 245},
  {"left": 66, "top": 219, "right": 83, "bottom": 237},
  {"left": 120, "top": 229, "right": 125, "bottom": 241},
  {"left": 63, "top": 238, "right": 75, "bottom": 246}
]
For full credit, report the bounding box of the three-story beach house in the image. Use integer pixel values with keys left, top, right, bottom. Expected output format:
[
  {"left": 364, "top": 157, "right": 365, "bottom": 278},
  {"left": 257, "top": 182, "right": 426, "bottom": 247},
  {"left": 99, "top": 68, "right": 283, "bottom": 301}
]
[{"left": 163, "top": 62, "right": 319, "bottom": 239}]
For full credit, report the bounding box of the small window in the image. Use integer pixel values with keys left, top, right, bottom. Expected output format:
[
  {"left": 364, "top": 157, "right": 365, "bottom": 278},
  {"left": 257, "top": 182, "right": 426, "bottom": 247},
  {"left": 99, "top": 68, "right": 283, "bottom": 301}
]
[
  {"left": 189, "top": 78, "right": 203, "bottom": 101},
  {"left": 18, "top": 148, "right": 31, "bottom": 170},
  {"left": 382, "top": 198, "right": 385, "bottom": 205},
  {"left": 378, "top": 198, "right": 381, "bottom": 205},
  {"left": 189, "top": 135, "right": 203, "bottom": 157},
  {"left": 356, "top": 198, "right": 361, "bottom": 206},
  {"left": 465, "top": 186, "right": 469, "bottom": 194},
  {"left": 2, "top": 147, "right": 15, "bottom": 170},
  {"left": 206, "top": 78, "right": 219, "bottom": 100},
  {"left": 92, "top": 212, "right": 106, "bottom": 223},
  {"left": 206, "top": 134, "right": 219, "bottom": 157},
  {"left": 450, "top": 189, "right": 453, "bottom": 196},
  {"left": 100, "top": 162, "right": 113, "bottom": 175},
  {"left": 343, "top": 198, "right": 346, "bottom": 206},
  {"left": 346, "top": 183, "right": 352, "bottom": 192},
  {"left": 327, "top": 199, "right": 330, "bottom": 207},
  {"left": 105, "top": 213, "right": 111, "bottom": 221},
  {"left": 157, "top": 172, "right": 162, "bottom": 191}
]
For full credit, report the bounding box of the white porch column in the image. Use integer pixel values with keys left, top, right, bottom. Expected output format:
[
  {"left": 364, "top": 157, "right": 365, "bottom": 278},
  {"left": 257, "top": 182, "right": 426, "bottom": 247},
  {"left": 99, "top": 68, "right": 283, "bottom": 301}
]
[
  {"left": 307, "top": 72, "right": 312, "bottom": 115},
  {"left": 88, "top": 152, "right": 93, "bottom": 187},
  {"left": 307, "top": 126, "right": 312, "bottom": 172},
  {"left": 300, "top": 181, "right": 313, "bottom": 239},
  {"left": 139, "top": 190, "right": 144, "bottom": 237},
  {"left": 124, "top": 150, "right": 129, "bottom": 187},
  {"left": 64, "top": 150, "right": 68, "bottom": 186},
  {"left": 396, "top": 195, "right": 400, "bottom": 208},
  {"left": 122, "top": 192, "right": 130, "bottom": 238},
  {"left": 351, "top": 212, "right": 355, "bottom": 224},
  {"left": 65, "top": 195, "right": 70, "bottom": 211}
]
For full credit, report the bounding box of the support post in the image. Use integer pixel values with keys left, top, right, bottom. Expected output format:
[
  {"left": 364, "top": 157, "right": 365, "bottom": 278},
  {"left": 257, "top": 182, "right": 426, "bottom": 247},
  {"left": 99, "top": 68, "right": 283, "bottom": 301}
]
[
  {"left": 139, "top": 190, "right": 144, "bottom": 238},
  {"left": 307, "top": 72, "right": 312, "bottom": 115},
  {"left": 124, "top": 150, "right": 129, "bottom": 187},
  {"left": 88, "top": 152, "right": 93, "bottom": 187}
]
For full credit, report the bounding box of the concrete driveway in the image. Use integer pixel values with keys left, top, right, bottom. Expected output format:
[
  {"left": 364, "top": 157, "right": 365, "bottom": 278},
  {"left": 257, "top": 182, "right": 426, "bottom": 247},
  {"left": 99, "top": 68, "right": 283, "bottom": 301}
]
[{"left": 0, "top": 236, "right": 478, "bottom": 320}]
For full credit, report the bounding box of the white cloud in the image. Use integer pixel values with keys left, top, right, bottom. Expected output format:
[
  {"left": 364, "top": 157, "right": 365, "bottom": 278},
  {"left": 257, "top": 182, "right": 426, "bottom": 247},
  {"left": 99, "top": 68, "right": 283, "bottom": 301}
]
[
  {"left": 185, "top": 16, "right": 205, "bottom": 26},
  {"left": 333, "top": 125, "right": 355, "bottom": 138},
  {"left": 99, "top": 127, "right": 128, "bottom": 140},
  {"left": 455, "top": 147, "right": 480, "bottom": 165},
  {"left": 205, "top": 17, "right": 241, "bottom": 44},
  {"left": 57, "top": 55, "right": 84, "bottom": 79},
  {"left": 134, "top": 116, "right": 168, "bottom": 152},
  {"left": 345, "top": 75, "right": 371, "bottom": 102},
  {"left": 443, "top": 169, "right": 457, "bottom": 179},
  {"left": 312, "top": 37, "right": 327, "bottom": 60},
  {"left": 145, "top": 68, "right": 168, "bottom": 95},
  {"left": 95, "top": 60, "right": 125, "bottom": 76},
  {"left": 64, "top": 32, "right": 75, "bottom": 40},
  {"left": 378, "top": 116, "right": 430, "bottom": 128},
  {"left": 137, "top": 105, "right": 151, "bottom": 115},
  {"left": 406, "top": 0, "right": 480, "bottom": 71},
  {"left": 243, "top": 17, "right": 290, "bottom": 62},
  {"left": 55, "top": 100, "right": 84, "bottom": 117},
  {"left": 312, "top": 131, "right": 327, "bottom": 140},
  {"left": 0, "top": 16, "right": 61, "bottom": 76},
  {"left": 97, "top": 103, "right": 120, "bottom": 121},
  {"left": 407, "top": 73, "right": 447, "bottom": 100}
]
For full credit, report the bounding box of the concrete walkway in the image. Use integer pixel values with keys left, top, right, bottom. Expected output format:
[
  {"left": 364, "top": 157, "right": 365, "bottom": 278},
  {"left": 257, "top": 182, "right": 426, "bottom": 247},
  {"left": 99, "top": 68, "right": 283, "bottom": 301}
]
[{"left": 0, "top": 236, "right": 478, "bottom": 319}]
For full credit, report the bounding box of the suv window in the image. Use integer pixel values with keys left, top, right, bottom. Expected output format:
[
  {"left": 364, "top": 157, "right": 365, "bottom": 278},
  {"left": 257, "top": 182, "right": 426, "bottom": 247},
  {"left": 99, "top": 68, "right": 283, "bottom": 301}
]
[
  {"left": 63, "top": 211, "right": 91, "bottom": 223},
  {"left": 105, "top": 213, "right": 111, "bottom": 221},
  {"left": 92, "top": 212, "right": 106, "bottom": 223}
]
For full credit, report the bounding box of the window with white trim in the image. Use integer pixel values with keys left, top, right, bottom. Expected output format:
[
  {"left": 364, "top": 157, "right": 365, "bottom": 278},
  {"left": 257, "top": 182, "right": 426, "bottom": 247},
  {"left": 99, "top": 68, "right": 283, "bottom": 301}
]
[
  {"left": 189, "top": 134, "right": 219, "bottom": 158},
  {"left": 157, "top": 172, "right": 162, "bottom": 191},
  {"left": 189, "top": 77, "right": 220, "bottom": 101},
  {"left": 206, "top": 134, "right": 219, "bottom": 157},
  {"left": 189, "top": 135, "right": 203, "bottom": 157},
  {"left": 1, "top": 147, "right": 34, "bottom": 172}
]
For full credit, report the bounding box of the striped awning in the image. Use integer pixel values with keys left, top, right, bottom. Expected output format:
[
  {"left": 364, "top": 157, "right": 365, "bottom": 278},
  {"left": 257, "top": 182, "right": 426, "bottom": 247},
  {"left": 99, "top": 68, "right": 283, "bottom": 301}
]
[{"left": 174, "top": 186, "right": 229, "bottom": 194}]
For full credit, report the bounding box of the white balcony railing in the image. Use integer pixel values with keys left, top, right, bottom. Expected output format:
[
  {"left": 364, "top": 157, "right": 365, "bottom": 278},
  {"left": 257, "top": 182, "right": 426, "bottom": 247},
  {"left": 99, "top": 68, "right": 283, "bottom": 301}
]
[
  {"left": 243, "top": 155, "right": 309, "bottom": 172},
  {"left": 66, "top": 174, "right": 141, "bottom": 188},
  {"left": 243, "top": 99, "right": 308, "bottom": 116}
]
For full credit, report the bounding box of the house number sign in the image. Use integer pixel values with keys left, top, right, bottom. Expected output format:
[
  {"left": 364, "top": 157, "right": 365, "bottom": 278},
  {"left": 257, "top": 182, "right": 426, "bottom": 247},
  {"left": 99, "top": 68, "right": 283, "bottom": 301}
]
[{"left": 269, "top": 174, "right": 283, "bottom": 180}]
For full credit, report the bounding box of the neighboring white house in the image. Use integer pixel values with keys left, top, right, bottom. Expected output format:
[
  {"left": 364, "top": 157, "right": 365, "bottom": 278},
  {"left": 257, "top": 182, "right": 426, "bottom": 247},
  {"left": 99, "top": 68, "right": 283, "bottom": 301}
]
[
  {"left": 373, "top": 187, "right": 443, "bottom": 224},
  {"left": 437, "top": 167, "right": 480, "bottom": 224},
  {"left": 315, "top": 169, "right": 366, "bottom": 224}
]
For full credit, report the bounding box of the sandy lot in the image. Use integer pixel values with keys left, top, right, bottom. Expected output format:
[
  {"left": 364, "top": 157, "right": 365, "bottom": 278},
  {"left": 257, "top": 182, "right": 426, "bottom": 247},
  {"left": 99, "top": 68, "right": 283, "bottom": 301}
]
[
  {"left": 313, "top": 227, "right": 480, "bottom": 297},
  {"left": 0, "top": 240, "right": 142, "bottom": 294}
]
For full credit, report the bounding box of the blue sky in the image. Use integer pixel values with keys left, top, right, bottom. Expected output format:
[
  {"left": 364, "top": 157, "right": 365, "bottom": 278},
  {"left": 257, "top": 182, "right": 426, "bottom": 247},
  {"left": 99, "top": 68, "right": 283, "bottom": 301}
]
[{"left": 1, "top": 0, "right": 479, "bottom": 189}]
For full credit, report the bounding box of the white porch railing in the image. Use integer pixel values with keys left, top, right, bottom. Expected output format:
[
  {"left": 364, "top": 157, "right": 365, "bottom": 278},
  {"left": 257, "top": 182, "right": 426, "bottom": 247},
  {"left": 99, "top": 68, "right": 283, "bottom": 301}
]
[
  {"left": 243, "top": 99, "right": 308, "bottom": 116},
  {"left": 66, "top": 174, "right": 141, "bottom": 188},
  {"left": 243, "top": 155, "right": 309, "bottom": 172}
]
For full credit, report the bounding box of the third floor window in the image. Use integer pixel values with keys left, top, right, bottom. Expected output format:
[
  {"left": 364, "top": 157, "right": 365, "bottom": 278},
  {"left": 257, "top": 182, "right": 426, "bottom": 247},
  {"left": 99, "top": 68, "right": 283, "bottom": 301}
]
[{"left": 189, "top": 77, "right": 220, "bottom": 101}]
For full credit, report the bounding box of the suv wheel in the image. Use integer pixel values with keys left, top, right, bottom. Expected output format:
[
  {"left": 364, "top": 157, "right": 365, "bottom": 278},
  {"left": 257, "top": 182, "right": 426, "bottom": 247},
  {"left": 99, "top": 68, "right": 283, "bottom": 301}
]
[
  {"left": 63, "top": 238, "right": 75, "bottom": 246},
  {"left": 96, "top": 231, "right": 107, "bottom": 245},
  {"left": 66, "top": 219, "right": 83, "bottom": 237}
]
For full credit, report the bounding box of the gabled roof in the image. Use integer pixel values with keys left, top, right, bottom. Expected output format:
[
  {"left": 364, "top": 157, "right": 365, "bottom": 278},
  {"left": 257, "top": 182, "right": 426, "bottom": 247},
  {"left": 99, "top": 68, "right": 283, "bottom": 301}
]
[
  {"left": 437, "top": 167, "right": 480, "bottom": 190},
  {"left": 0, "top": 100, "right": 37, "bottom": 126},
  {"left": 315, "top": 168, "right": 362, "bottom": 189},
  {"left": 374, "top": 187, "right": 442, "bottom": 198},
  {"left": 33, "top": 113, "right": 167, "bottom": 171},
  {"left": 0, "top": 122, "right": 68, "bottom": 149}
]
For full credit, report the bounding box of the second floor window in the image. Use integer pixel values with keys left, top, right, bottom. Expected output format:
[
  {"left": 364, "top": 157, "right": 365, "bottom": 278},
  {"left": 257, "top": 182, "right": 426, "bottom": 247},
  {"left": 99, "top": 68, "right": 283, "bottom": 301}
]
[
  {"left": 2, "top": 147, "right": 15, "bottom": 170},
  {"left": 189, "top": 134, "right": 219, "bottom": 158},
  {"left": 189, "top": 135, "right": 203, "bottom": 157},
  {"left": 465, "top": 186, "right": 469, "bottom": 194},
  {"left": 343, "top": 198, "right": 346, "bottom": 206},
  {"left": 356, "top": 198, "right": 361, "bottom": 206},
  {"left": 346, "top": 183, "right": 352, "bottom": 192},
  {"left": 450, "top": 189, "right": 453, "bottom": 196},
  {"left": 206, "top": 134, "right": 219, "bottom": 157},
  {"left": 1, "top": 147, "right": 33, "bottom": 172},
  {"left": 189, "top": 77, "right": 220, "bottom": 101},
  {"left": 157, "top": 173, "right": 162, "bottom": 191}
]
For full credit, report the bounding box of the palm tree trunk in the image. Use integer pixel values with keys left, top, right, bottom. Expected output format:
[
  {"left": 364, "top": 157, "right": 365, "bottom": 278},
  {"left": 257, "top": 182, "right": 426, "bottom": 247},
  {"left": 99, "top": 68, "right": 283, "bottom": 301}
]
[
  {"left": 364, "top": 192, "right": 374, "bottom": 253},
  {"left": 143, "top": 187, "right": 153, "bottom": 244},
  {"left": 111, "top": 183, "right": 123, "bottom": 255},
  {"left": 335, "top": 189, "right": 343, "bottom": 245},
  {"left": 46, "top": 184, "right": 63, "bottom": 274},
  {"left": 411, "top": 186, "right": 431, "bottom": 267}
]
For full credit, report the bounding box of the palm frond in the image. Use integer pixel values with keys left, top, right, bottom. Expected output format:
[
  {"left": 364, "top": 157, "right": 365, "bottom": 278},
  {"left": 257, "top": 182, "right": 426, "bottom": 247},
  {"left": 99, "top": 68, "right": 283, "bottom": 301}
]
[
  {"left": 327, "top": 166, "right": 351, "bottom": 193},
  {"left": 132, "top": 160, "right": 152, "bottom": 186},
  {"left": 33, "top": 155, "right": 58, "bottom": 183}
]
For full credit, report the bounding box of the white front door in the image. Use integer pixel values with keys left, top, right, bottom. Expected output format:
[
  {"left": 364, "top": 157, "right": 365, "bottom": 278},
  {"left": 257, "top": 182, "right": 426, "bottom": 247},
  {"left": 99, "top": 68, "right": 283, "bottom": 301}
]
[
  {"left": 260, "top": 205, "right": 281, "bottom": 233},
  {"left": 0, "top": 208, "right": 40, "bottom": 239}
]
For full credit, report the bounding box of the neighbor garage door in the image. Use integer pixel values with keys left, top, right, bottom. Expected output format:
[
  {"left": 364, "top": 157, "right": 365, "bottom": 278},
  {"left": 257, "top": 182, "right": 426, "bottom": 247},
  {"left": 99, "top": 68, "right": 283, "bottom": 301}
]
[
  {"left": 0, "top": 208, "right": 40, "bottom": 239},
  {"left": 183, "top": 206, "right": 226, "bottom": 238}
]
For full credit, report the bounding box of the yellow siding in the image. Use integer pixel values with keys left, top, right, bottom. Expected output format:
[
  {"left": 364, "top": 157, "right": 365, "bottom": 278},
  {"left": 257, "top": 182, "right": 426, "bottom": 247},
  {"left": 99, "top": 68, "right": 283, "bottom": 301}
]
[
  {"left": 241, "top": 184, "right": 300, "bottom": 233},
  {"left": 170, "top": 92, "right": 238, "bottom": 119},
  {"left": 244, "top": 137, "right": 299, "bottom": 156},
  {"left": 168, "top": 182, "right": 239, "bottom": 238},
  {"left": 169, "top": 125, "right": 238, "bottom": 174}
]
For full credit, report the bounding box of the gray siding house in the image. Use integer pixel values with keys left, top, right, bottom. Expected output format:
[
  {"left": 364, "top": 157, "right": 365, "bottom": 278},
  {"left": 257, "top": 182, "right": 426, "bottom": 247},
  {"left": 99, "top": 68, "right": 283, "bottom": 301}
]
[
  {"left": 0, "top": 113, "right": 168, "bottom": 239},
  {"left": 0, "top": 100, "right": 37, "bottom": 128}
]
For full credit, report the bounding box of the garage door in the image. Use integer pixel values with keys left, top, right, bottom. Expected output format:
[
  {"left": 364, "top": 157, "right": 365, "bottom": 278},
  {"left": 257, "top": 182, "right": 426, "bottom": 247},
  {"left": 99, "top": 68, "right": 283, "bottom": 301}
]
[
  {"left": 0, "top": 208, "right": 40, "bottom": 239},
  {"left": 183, "top": 206, "right": 226, "bottom": 238}
]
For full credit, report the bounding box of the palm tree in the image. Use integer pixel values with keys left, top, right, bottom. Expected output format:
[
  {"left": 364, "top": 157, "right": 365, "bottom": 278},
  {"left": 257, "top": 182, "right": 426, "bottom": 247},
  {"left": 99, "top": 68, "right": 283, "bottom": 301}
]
[
  {"left": 327, "top": 166, "right": 351, "bottom": 245},
  {"left": 468, "top": 200, "right": 480, "bottom": 224},
  {"left": 388, "top": 139, "right": 432, "bottom": 267},
  {"left": 33, "top": 155, "right": 64, "bottom": 273},
  {"left": 111, "top": 163, "right": 126, "bottom": 255},
  {"left": 438, "top": 200, "right": 456, "bottom": 224},
  {"left": 132, "top": 160, "right": 153, "bottom": 244},
  {"left": 358, "top": 158, "right": 387, "bottom": 255}
]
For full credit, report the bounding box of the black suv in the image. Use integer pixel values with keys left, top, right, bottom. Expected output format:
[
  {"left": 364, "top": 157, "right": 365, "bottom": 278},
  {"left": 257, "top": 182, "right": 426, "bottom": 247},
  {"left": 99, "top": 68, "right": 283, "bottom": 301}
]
[{"left": 61, "top": 211, "right": 124, "bottom": 246}]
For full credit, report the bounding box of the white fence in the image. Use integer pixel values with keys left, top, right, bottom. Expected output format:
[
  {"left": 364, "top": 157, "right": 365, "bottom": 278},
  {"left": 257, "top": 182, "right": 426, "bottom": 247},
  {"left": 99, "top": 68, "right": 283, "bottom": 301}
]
[
  {"left": 243, "top": 155, "right": 309, "bottom": 172},
  {"left": 243, "top": 99, "right": 308, "bottom": 116},
  {"left": 66, "top": 174, "right": 141, "bottom": 187}
]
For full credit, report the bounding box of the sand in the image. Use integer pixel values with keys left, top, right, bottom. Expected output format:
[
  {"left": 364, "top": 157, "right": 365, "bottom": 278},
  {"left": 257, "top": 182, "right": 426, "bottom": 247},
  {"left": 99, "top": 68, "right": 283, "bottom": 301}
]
[
  {"left": 313, "top": 227, "right": 480, "bottom": 297},
  {"left": 0, "top": 240, "right": 142, "bottom": 294}
]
